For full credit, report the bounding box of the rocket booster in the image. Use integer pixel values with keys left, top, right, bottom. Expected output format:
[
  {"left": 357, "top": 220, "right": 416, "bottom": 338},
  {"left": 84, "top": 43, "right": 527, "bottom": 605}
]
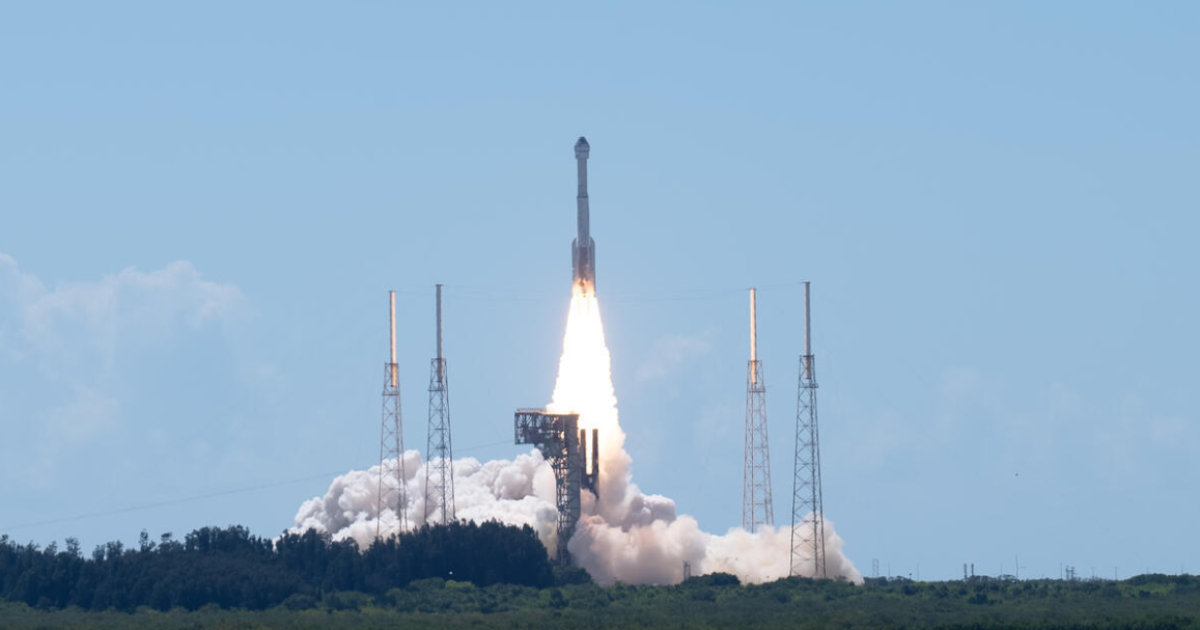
[{"left": 572, "top": 136, "right": 596, "bottom": 292}]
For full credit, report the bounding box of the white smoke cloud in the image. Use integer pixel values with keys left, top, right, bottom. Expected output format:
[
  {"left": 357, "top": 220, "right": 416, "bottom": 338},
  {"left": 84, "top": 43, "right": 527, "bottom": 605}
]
[
  {"left": 293, "top": 450, "right": 564, "bottom": 556},
  {"left": 294, "top": 289, "right": 861, "bottom": 586}
]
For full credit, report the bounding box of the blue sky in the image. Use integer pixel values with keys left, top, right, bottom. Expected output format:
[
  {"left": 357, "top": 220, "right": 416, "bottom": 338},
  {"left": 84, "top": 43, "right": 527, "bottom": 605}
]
[{"left": 1, "top": 1, "right": 1197, "bottom": 580}]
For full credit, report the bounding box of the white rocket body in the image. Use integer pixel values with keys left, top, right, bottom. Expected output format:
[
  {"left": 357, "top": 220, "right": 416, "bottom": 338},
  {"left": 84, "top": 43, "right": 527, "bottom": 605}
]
[{"left": 572, "top": 137, "right": 596, "bottom": 292}]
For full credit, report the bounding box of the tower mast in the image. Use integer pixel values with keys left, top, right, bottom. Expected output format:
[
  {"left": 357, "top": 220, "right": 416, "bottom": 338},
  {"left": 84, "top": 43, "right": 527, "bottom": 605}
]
[
  {"left": 790, "top": 281, "right": 826, "bottom": 577},
  {"left": 377, "top": 290, "right": 408, "bottom": 538},
  {"left": 425, "top": 284, "right": 455, "bottom": 524},
  {"left": 743, "top": 288, "right": 774, "bottom": 532}
]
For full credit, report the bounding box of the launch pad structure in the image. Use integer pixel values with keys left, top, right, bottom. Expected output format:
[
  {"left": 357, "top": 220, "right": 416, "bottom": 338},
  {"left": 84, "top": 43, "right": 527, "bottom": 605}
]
[
  {"left": 425, "top": 284, "right": 456, "bottom": 525},
  {"left": 743, "top": 288, "right": 774, "bottom": 532},
  {"left": 377, "top": 291, "right": 408, "bottom": 538},
  {"left": 513, "top": 410, "right": 599, "bottom": 566},
  {"left": 789, "top": 282, "right": 827, "bottom": 578},
  {"left": 368, "top": 137, "right": 836, "bottom": 577}
]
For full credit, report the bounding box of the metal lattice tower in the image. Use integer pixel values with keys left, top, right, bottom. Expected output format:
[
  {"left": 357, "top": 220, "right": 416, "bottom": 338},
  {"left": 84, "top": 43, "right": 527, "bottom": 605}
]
[
  {"left": 789, "top": 281, "right": 826, "bottom": 578},
  {"left": 743, "top": 288, "right": 774, "bottom": 532},
  {"left": 377, "top": 291, "right": 408, "bottom": 539},
  {"left": 424, "top": 284, "right": 455, "bottom": 525},
  {"left": 514, "top": 410, "right": 585, "bottom": 565}
]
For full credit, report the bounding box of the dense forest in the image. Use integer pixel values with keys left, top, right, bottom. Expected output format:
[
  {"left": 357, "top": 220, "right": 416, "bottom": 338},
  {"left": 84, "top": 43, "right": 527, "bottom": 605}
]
[
  {"left": 2, "top": 524, "right": 1199, "bottom": 629},
  {"left": 0, "top": 522, "right": 552, "bottom": 611}
]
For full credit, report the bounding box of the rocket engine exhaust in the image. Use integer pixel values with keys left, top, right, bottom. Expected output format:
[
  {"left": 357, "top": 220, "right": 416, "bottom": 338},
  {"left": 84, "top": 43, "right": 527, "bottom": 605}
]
[{"left": 572, "top": 136, "right": 596, "bottom": 295}]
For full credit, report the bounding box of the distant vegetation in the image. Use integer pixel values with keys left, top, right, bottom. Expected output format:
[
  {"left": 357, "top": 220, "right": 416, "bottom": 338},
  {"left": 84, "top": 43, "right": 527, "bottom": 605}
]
[
  {"left": 2, "top": 525, "right": 1199, "bottom": 629},
  {"left": 0, "top": 521, "right": 551, "bottom": 611}
]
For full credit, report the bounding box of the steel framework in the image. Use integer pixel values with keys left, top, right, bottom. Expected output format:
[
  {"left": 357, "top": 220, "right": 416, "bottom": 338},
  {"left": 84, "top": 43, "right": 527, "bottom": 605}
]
[
  {"left": 789, "top": 281, "right": 826, "bottom": 578},
  {"left": 743, "top": 288, "right": 774, "bottom": 532},
  {"left": 425, "top": 284, "right": 455, "bottom": 525},
  {"left": 377, "top": 291, "right": 408, "bottom": 539},
  {"left": 513, "top": 409, "right": 597, "bottom": 565}
]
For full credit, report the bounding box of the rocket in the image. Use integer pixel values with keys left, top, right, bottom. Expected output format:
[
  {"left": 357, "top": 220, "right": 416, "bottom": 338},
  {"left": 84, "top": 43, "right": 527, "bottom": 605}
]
[{"left": 572, "top": 136, "right": 596, "bottom": 292}]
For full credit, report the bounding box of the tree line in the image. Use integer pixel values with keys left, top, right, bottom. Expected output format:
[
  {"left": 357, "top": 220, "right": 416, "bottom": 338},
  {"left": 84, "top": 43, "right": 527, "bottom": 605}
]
[
  {"left": 0, "top": 521, "right": 553, "bottom": 611},
  {"left": 5, "top": 522, "right": 1200, "bottom": 629},
  {"left": 3, "top": 571, "right": 1200, "bottom": 629}
]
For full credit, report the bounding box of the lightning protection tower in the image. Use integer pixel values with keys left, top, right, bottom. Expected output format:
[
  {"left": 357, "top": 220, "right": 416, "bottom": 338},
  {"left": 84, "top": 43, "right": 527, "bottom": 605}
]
[
  {"left": 789, "top": 281, "right": 826, "bottom": 578},
  {"left": 424, "top": 284, "right": 455, "bottom": 524},
  {"left": 377, "top": 291, "right": 408, "bottom": 538},
  {"left": 743, "top": 288, "right": 774, "bottom": 532}
]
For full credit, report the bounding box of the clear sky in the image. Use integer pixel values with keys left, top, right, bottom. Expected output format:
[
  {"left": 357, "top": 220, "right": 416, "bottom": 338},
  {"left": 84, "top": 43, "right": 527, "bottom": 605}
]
[{"left": 1, "top": 2, "right": 1196, "bottom": 581}]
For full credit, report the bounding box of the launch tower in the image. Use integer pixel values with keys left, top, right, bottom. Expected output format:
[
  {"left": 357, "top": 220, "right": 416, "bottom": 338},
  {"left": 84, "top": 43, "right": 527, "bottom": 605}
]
[
  {"left": 425, "top": 284, "right": 456, "bottom": 525},
  {"left": 789, "top": 282, "right": 826, "bottom": 577},
  {"left": 514, "top": 410, "right": 599, "bottom": 565},
  {"left": 376, "top": 291, "right": 408, "bottom": 538},
  {"left": 743, "top": 288, "right": 774, "bottom": 532}
]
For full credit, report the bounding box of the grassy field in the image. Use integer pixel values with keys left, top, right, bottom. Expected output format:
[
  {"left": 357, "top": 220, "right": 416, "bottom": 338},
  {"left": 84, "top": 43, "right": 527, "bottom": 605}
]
[{"left": 3, "top": 575, "right": 1199, "bottom": 629}]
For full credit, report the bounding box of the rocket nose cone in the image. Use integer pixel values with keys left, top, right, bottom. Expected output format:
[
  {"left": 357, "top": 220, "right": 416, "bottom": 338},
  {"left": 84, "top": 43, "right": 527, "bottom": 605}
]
[{"left": 575, "top": 136, "right": 590, "bottom": 158}]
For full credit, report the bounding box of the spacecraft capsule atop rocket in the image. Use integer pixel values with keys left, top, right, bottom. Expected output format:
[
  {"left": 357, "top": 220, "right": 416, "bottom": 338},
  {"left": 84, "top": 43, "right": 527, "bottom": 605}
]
[{"left": 572, "top": 136, "right": 596, "bottom": 292}]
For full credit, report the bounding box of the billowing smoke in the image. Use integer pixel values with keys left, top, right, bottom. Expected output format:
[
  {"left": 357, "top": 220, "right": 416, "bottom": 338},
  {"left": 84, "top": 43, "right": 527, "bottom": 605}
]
[
  {"left": 293, "top": 450, "right": 564, "bottom": 555},
  {"left": 293, "top": 289, "right": 861, "bottom": 585}
]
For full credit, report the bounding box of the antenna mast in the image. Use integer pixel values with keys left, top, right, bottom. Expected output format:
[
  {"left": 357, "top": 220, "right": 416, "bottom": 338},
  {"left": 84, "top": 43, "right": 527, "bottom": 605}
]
[
  {"left": 377, "top": 290, "right": 408, "bottom": 538},
  {"left": 425, "top": 284, "right": 456, "bottom": 524},
  {"left": 790, "top": 281, "right": 826, "bottom": 577},
  {"left": 743, "top": 288, "right": 774, "bottom": 532}
]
